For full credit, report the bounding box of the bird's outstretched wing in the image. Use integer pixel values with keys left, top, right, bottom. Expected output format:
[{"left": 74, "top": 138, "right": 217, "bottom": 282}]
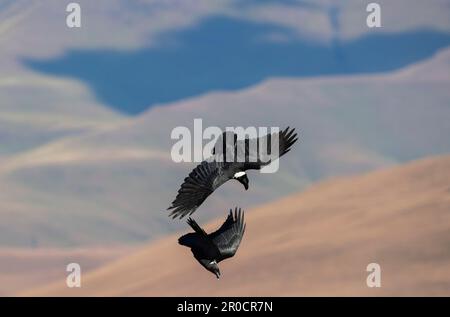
[
  {"left": 209, "top": 208, "right": 246, "bottom": 260},
  {"left": 168, "top": 161, "right": 221, "bottom": 219},
  {"left": 243, "top": 127, "right": 298, "bottom": 170},
  {"left": 211, "top": 131, "right": 238, "bottom": 161},
  {"left": 211, "top": 127, "right": 298, "bottom": 169},
  {"left": 186, "top": 217, "right": 208, "bottom": 237}
]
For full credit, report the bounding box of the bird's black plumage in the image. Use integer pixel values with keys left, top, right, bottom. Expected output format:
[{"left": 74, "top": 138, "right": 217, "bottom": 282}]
[
  {"left": 168, "top": 160, "right": 236, "bottom": 219},
  {"left": 239, "top": 126, "right": 298, "bottom": 169},
  {"left": 178, "top": 208, "right": 246, "bottom": 278},
  {"left": 168, "top": 127, "right": 298, "bottom": 219}
]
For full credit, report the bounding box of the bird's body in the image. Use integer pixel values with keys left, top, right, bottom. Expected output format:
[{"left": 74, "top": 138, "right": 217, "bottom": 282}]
[
  {"left": 168, "top": 127, "right": 298, "bottom": 219},
  {"left": 178, "top": 208, "right": 246, "bottom": 278}
]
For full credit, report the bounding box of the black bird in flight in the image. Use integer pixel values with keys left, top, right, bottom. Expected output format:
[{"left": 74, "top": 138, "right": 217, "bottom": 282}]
[
  {"left": 168, "top": 127, "right": 298, "bottom": 219},
  {"left": 178, "top": 207, "right": 246, "bottom": 279}
]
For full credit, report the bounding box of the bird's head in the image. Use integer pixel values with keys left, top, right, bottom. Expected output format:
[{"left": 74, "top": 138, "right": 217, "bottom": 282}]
[
  {"left": 233, "top": 171, "right": 249, "bottom": 190},
  {"left": 207, "top": 260, "right": 221, "bottom": 279}
]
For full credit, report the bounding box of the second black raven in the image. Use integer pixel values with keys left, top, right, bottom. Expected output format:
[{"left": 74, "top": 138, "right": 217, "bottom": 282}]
[{"left": 178, "top": 208, "right": 246, "bottom": 279}]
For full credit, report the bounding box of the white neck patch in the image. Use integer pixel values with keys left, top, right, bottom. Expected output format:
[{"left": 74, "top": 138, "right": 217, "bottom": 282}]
[{"left": 234, "top": 171, "right": 246, "bottom": 178}]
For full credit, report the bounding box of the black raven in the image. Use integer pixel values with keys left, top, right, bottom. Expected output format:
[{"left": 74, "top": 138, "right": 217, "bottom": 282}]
[
  {"left": 168, "top": 127, "right": 298, "bottom": 219},
  {"left": 178, "top": 208, "right": 246, "bottom": 279}
]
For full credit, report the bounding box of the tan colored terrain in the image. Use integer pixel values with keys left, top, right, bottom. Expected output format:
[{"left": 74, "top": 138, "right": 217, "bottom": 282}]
[
  {"left": 0, "top": 246, "right": 133, "bottom": 295},
  {"left": 24, "top": 155, "right": 450, "bottom": 296}
]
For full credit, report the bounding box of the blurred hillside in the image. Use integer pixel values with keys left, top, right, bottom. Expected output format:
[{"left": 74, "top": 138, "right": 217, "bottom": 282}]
[
  {"left": 1, "top": 47, "right": 450, "bottom": 246},
  {"left": 0, "top": 245, "right": 133, "bottom": 295},
  {"left": 24, "top": 155, "right": 450, "bottom": 296},
  {"left": 0, "top": 1, "right": 449, "bottom": 246}
]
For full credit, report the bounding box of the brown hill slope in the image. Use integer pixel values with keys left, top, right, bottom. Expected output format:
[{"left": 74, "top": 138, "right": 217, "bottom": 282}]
[
  {"left": 3, "top": 48, "right": 450, "bottom": 247},
  {"left": 24, "top": 155, "right": 450, "bottom": 296},
  {"left": 0, "top": 246, "right": 133, "bottom": 296}
]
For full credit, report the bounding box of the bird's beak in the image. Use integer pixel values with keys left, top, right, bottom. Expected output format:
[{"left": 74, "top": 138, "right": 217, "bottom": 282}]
[
  {"left": 216, "top": 272, "right": 221, "bottom": 279},
  {"left": 236, "top": 175, "right": 249, "bottom": 191}
]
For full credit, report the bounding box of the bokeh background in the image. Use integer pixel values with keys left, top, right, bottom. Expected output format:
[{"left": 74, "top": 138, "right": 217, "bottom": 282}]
[{"left": 0, "top": 0, "right": 449, "bottom": 296}]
